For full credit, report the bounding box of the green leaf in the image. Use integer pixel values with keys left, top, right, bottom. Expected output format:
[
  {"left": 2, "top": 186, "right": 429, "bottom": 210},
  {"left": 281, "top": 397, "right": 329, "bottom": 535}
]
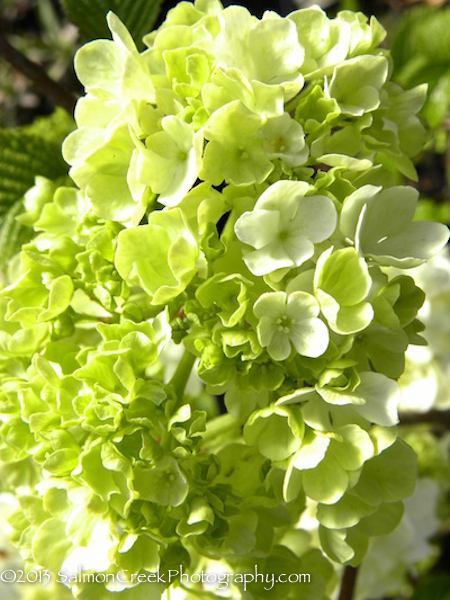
[
  {"left": 60, "top": 0, "right": 163, "bottom": 49},
  {"left": 391, "top": 7, "right": 450, "bottom": 88},
  {"left": 410, "top": 576, "right": 450, "bottom": 600},
  {"left": 0, "top": 200, "right": 32, "bottom": 272},
  {"left": 0, "top": 111, "right": 73, "bottom": 273},
  {"left": 0, "top": 129, "right": 67, "bottom": 215},
  {"left": 21, "top": 108, "right": 75, "bottom": 144}
]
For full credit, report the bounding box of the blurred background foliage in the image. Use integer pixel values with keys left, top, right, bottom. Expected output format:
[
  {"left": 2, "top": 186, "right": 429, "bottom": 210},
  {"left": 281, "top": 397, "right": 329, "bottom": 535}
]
[
  {"left": 0, "top": 0, "right": 77, "bottom": 127},
  {"left": 0, "top": 1, "right": 450, "bottom": 600}
]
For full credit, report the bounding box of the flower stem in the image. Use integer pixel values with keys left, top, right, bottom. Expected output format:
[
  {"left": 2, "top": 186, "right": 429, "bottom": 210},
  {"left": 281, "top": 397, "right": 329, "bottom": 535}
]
[
  {"left": 339, "top": 566, "right": 358, "bottom": 600},
  {"left": 170, "top": 348, "right": 196, "bottom": 403}
]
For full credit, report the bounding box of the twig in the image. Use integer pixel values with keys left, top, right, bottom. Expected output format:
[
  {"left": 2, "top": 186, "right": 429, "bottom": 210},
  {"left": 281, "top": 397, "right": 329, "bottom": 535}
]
[
  {"left": 339, "top": 566, "right": 358, "bottom": 600},
  {"left": 0, "top": 28, "right": 77, "bottom": 115},
  {"left": 399, "top": 410, "right": 450, "bottom": 429}
]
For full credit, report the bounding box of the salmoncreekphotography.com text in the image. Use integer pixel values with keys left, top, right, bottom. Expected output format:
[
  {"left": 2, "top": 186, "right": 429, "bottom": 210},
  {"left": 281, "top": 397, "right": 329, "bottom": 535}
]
[{"left": 0, "top": 566, "right": 311, "bottom": 591}]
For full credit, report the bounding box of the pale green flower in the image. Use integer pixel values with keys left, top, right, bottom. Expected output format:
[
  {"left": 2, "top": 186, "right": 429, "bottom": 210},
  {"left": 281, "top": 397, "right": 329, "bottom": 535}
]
[
  {"left": 340, "top": 185, "right": 450, "bottom": 267},
  {"left": 33, "top": 187, "right": 91, "bottom": 239},
  {"left": 16, "top": 176, "right": 60, "bottom": 227},
  {"left": 325, "top": 55, "right": 389, "bottom": 116},
  {"left": 244, "top": 403, "right": 304, "bottom": 461},
  {"left": 72, "top": 12, "right": 155, "bottom": 142},
  {"left": 289, "top": 7, "right": 350, "bottom": 76},
  {"left": 196, "top": 273, "right": 252, "bottom": 327},
  {"left": 202, "top": 66, "right": 284, "bottom": 120},
  {"left": 64, "top": 124, "right": 143, "bottom": 223},
  {"left": 214, "top": 6, "right": 305, "bottom": 99},
  {"left": 1, "top": 0, "right": 445, "bottom": 592},
  {"left": 317, "top": 371, "right": 401, "bottom": 427},
  {"left": 129, "top": 115, "right": 203, "bottom": 207},
  {"left": 163, "top": 46, "right": 214, "bottom": 101},
  {"left": 235, "top": 180, "right": 337, "bottom": 275},
  {"left": 261, "top": 112, "right": 308, "bottom": 167},
  {"left": 133, "top": 456, "right": 189, "bottom": 506},
  {"left": 201, "top": 100, "right": 273, "bottom": 186},
  {"left": 115, "top": 208, "right": 205, "bottom": 305},
  {"left": 362, "top": 83, "right": 428, "bottom": 179},
  {"left": 314, "top": 247, "right": 374, "bottom": 334},
  {"left": 74, "top": 13, "right": 155, "bottom": 104},
  {"left": 1, "top": 241, "right": 75, "bottom": 328},
  {"left": 143, "top": 5, "right": 217, "bottom": 76},
  {"left": 336, "top": 10, "right": 386, "bottom": 57},
  {"left": 290, "top": 425, "right": 375, "bottom": 504},
  {"left": 253, "top": 291, "right": 329, "bottom": 361}
]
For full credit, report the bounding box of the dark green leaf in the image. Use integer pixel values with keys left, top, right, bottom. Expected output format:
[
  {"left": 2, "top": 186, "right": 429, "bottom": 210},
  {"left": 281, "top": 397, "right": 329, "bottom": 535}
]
[
  {"left": 410, "top": 575, "right": 450, "bottom": 600},
  {"left": 415, "top": 198, "right": 450, "bottom": 225},
  {"left": 60, "top": 0, "right": 163, "bottom": 49},
  {"left": 0, "top": 109, "right": 74, "bottom": 272},
  {"left": 392, "top": 7, "right": 450, "bottom": 88},
  {"left": 0, "top": 200, "right": 32, "bottom": 272},
  {"left": 0, "top": 130, "right": 66, "bottom": 214},
  {"left": 20, "top": 108, "right": 75, "bottom": 144}
]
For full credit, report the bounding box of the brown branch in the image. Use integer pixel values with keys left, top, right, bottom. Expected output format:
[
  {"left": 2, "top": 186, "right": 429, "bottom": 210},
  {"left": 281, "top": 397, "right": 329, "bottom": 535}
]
[
  {"left": 339, "top": 566, "right": 358, "bottom": 600},
  {"left": 400, "top": 410, "right": 450, "bottom": 429},
  {"left": 0, "top": 29, "right": 77, "bottom": 115}
]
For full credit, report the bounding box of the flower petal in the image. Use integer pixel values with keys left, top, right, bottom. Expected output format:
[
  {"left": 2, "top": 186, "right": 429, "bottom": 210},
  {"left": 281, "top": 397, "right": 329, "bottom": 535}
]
[{"left": 290, "top": 317, "right": 329, "bottom": 358}]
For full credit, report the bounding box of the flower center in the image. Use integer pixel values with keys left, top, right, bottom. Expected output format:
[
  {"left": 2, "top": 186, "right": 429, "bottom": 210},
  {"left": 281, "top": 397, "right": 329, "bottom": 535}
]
[
  {"left": 275, "top": 315, "right": 291, "bottom": 333},
  {"left": 237, "top": 147, "right": 249, "bottom": 160},
  {"left": 275, "top": 137, "right": 286, "bottom": 152},
  {"left": 164, "top": 470, "right": 176, "bottom": 483}
]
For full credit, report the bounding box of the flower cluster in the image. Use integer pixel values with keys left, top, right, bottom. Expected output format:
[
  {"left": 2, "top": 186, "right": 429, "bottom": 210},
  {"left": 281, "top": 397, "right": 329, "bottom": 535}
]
[{"left": 0, "top": 1, "right": 449, "bottom": 599}]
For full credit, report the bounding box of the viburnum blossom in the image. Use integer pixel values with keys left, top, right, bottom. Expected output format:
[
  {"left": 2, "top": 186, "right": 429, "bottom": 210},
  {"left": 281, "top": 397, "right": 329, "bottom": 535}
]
[{"left": 0, "top": 2, "right": 448, "bottom": 600}]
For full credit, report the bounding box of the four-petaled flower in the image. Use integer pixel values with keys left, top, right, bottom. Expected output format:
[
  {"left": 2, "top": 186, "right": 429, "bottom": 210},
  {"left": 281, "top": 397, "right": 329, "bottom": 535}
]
[
  {"left": 254, "top": 291, "right": 329, "bottom": 361},
  {"left": 261, "top": 112, "right": 309, "bottom": 167},
  {"left": 235, "top": 180, "right": 337, "bottom": 276}
]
